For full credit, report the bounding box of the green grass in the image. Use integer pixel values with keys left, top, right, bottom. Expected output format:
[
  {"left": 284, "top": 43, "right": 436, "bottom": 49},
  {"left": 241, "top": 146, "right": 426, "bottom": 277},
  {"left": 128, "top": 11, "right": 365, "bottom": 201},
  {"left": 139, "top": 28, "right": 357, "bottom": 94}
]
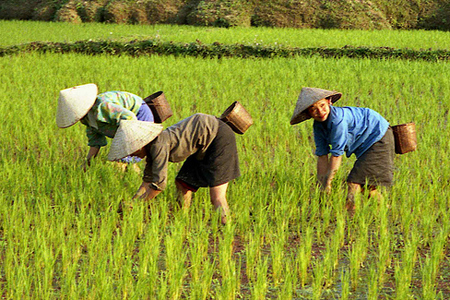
[
  {"left": 3, "top": 20, "right": 450, "bottom": 50},
  {"left": 1, "top": 23, "right": 450, "bottom": 298}
]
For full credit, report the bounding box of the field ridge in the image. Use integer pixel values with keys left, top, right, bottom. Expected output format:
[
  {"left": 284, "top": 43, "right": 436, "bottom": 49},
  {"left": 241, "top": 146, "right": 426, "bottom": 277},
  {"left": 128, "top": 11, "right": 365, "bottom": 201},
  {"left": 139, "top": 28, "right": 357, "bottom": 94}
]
[{"left": 2, "top": 39, "right": 450, "bottom": 61}]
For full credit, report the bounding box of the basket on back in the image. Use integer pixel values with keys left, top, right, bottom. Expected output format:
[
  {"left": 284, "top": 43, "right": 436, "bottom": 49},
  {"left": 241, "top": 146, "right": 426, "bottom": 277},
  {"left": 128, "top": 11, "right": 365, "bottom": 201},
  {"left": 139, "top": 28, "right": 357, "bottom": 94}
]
[
  {"left": 144, "top": 91, "right": 173, "bottom": 123},
  {"left": 392, "top": 122, "right": 417, "bottom": 154},
  {"left": 219, "top": 101, "right": 253, "bottom": 134}
]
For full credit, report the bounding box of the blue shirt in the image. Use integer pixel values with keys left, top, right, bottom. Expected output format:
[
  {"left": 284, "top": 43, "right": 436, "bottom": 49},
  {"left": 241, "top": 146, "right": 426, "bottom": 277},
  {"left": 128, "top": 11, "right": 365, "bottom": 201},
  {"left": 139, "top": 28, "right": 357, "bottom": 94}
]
[{"left": 313, "top": 106, "right": 389, "bottom": 158}]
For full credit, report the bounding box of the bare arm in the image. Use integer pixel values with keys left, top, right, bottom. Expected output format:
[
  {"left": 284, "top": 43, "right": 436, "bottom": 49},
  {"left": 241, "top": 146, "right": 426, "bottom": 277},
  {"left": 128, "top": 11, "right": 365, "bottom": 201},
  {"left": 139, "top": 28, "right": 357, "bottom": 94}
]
[
  {"left": 325, "top": 155, "right": 342, "bottom": 191},
  {"left": 317, "top": 154, "right": 329, "bottom": 188},
  {"left": 132, "top": 181, "right": 162, "bottom": 201},
  {"left": 317, "top": 154, "right": 342, "bottom": 193},
  {"left": 82, "top": 146, "right": 100, "bottom": 171},
  {"left": 87, "top": 146, "right": 100, "bottom": 161}
]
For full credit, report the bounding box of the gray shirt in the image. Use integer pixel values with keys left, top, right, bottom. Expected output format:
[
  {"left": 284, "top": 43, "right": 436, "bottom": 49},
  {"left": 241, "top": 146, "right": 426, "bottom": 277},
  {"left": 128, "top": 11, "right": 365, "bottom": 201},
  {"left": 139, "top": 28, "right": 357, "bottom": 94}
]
[{"left": 143, "top": 113, "right": 219, "bottom": 190}]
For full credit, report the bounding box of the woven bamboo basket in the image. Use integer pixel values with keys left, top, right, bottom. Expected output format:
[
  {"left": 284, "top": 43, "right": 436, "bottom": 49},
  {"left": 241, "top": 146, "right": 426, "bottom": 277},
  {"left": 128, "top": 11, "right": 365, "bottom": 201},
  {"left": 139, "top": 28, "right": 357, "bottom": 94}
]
[
  {"left": 219, "top": 101, "right": 253, "bottom": 134},
  {"left": 392, "top": 122, "right": 417, "bottom": 154},
  {"left": 144, "top": 91, "right": 173, "bottom": 123}
]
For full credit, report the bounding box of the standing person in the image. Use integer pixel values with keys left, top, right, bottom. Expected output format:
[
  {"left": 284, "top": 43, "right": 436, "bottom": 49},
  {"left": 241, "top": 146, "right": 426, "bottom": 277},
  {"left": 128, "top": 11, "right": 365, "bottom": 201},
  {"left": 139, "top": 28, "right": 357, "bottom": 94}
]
[
  {"left": 107, "top": 113, "right": 241, "bottom": 224},
  {"left": 56, "top": 83, "right": 154, "bottom": 171},
  {"left": 290, "top": 87, "right": 395, "bottom": 211}
]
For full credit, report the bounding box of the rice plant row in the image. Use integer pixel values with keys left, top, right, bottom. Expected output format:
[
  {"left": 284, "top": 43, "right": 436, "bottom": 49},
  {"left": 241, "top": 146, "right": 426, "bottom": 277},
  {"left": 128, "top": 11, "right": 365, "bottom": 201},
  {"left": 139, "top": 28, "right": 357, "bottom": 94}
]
[{"left": 1, "top": 52, "right": 449, "bottom": 298}]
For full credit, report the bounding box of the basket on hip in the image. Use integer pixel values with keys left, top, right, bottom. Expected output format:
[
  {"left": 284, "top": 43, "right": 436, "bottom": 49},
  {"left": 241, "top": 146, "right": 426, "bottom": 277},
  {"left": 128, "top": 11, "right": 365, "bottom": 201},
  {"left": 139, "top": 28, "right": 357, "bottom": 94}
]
[
  {"left": 144, "top": 91, "right": 173, "bottom": 123},
  {"left": 219, "top": 101, "right": 253, "bottom": 134},
  {"left": 392, "top": 122, "right": 417, "bottom": 154}
]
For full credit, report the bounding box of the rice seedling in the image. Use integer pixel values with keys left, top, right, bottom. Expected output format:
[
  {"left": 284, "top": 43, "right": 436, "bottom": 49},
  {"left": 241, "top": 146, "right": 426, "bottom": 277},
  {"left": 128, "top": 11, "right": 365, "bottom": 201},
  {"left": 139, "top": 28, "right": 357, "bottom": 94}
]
[
  {"left": 394, "top": 229, "right": 420, "bottom": 299},
  {"left": 421, "top": 227, "right": 447, "bottom": 299},
  {"left": 216, "top": 223, "right": 240, "bottom": 300},
  {"left": 339, "top": 268, "right": 350, "bottom": 299},
  {"left": 312, "top": 259, "right": 325, "bottom": 299},
  {"left": 245, "top": 232, "right": 261, "bottom": 285},
  {"left": 296, "top": 226, "right": 313, "bottom": 287},
  {"left": 367, "top": 262, "right": 379, "bottom": 299},
  {"left": 252, "top": 256, "right": 269, "bottom": 300}
]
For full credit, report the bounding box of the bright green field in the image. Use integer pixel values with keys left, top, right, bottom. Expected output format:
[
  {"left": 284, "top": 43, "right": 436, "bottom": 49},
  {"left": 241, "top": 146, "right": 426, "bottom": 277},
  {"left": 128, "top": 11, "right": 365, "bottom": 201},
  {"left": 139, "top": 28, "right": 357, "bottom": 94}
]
[
  {"left": 2, "top": 19, "right": 450, "bottom": 50},
  {"left": 1, "top": 21, "right": 450, "bottom": 299}
]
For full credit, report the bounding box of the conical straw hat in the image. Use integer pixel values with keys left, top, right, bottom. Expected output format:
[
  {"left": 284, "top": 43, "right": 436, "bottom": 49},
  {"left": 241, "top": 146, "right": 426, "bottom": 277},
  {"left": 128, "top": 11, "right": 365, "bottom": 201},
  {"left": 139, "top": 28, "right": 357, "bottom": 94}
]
[
  {"left": 108, "top": 120, "right": 163, "bottom": 161},
  {"left": 290, "top": 87, "right": 342, "bottom": 125},
  {"left": 56, "top": 83, "right": 98, "bottom": 128}
]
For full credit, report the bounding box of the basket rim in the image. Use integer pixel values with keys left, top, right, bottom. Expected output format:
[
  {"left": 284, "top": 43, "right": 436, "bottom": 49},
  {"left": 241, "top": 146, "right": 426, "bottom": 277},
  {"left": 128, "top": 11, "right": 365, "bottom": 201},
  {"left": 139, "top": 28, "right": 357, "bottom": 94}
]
[
  {"left": 392, "top": 122, "right": 415, "bottom": 128},
  {"left": 145, "top": 91, "right": 164, "bottom": 102}
]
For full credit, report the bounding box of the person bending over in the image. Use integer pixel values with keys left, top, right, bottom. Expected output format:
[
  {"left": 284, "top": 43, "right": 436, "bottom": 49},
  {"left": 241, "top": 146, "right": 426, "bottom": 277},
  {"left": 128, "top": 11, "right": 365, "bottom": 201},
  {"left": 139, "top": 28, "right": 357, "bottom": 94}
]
[
  {"left": 290, "top": 87, "right": 394, "bottom": 211},
  {"left": 56, "top": 83, "right": 154, "bottom": 171},
  {"left": 108, "top": 113, "right": 241, "bottom": 224}
]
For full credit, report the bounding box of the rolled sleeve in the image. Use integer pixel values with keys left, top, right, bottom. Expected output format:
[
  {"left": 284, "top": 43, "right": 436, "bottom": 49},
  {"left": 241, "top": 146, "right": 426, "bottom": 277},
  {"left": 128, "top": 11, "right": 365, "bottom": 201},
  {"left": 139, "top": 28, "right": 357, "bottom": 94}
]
[
  {"left": 313, "top": 123, "right": 330, "bottom": 156},
  {"left": 143, "top": 142, "right": 170, "bottom": 191},
  {"left": 328, "top": 118, "right": 347, "bottom": 157},
  {"left": 86, "top": 126, "right": 107, "bottom": 147}
]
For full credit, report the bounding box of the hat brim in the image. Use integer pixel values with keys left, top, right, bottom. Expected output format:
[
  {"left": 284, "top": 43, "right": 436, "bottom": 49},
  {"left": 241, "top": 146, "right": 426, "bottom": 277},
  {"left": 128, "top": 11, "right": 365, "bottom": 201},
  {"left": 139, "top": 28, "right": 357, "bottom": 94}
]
[
  {"left": 56, "top": 84, "right": 98, "bottom": 128},
  {"left": 108, "top": 120, "right": 164, "bottom": 161},
  {"left": 290, "top": 89, "right": 342, "bottom": 125}
]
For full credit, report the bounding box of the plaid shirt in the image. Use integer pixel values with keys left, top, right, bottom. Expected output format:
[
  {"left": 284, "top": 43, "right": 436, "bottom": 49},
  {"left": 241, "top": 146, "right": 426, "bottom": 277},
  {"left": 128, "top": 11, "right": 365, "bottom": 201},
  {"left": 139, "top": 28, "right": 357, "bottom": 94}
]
[{"left": 80, "top": 91, "right": 143, "bottom": 147}]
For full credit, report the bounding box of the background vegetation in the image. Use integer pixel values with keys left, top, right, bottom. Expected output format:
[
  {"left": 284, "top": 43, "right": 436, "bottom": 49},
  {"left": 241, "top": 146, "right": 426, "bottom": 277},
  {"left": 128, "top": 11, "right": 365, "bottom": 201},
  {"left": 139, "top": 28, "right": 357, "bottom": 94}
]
[{"left": 2, "top": 0, "right": 450, "bottom": 30}]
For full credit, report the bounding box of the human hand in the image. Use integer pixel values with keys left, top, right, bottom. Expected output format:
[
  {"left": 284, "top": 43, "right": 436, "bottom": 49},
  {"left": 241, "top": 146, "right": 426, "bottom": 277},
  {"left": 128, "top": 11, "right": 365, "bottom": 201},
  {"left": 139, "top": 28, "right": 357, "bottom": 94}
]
[
  {"left": 132, "top": 182, "right": 152, "bottom": 200},
  {"left": 316, "top": 176, "right": 330, "bottom": 193},
  {"left": 83, "top": 147, "right": 99, "bottom": 172},
  {"left": 117, "top": 200, "right": 134, "bottom": 215},
  {"left": 317, "top": 185, "right": 331, "bottom": 203},
  {"left": 133, "top": 182, "right": 162, "bottom": 202}
]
